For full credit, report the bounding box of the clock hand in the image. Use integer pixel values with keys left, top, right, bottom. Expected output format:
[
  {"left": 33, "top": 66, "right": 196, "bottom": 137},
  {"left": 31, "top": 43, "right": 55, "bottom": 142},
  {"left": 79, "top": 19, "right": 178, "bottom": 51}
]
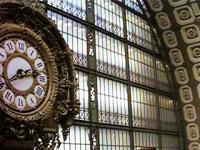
[
  {"left": 31, "top": 70, "right": 40, "bottom": 77},
  {"left": 0, "top": 69, "right": 40, "bottom": 88},
  {"left": 22, "top": 69, "right": 40, "bottom": 78},
  {"left": 0, "top": 71, "right": 23, "bottom": 87},
  {"left": 0, "top": 73, "right": 21, "bottom": 88},
  {"left": 10, "top": 69, "right": 40, "bottom": 80},
  {"left": 8, "top": 69, "right": 26, "bottom": 82},
  {"left": 9, "top": 73, "right": 19, "bottom": 81}
]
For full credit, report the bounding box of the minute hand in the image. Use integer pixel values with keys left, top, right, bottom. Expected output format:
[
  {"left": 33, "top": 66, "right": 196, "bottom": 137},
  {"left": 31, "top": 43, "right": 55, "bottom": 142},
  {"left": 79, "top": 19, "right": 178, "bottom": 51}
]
[
  {"left": 13, "top": 69, "right": 39, "bottom": 79},
  {"left": 0, "top": 74, "right": 20, "bottom": 88},
  {"left": 0, "top": 70, "right": 40, "bottom": 88},
  {"left": 0, "top": 73, "right": 23, "bottom": 88}
]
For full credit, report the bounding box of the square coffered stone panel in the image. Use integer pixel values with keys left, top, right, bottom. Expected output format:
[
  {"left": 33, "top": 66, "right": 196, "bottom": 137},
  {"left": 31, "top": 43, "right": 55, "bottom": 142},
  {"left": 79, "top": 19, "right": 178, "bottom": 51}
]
[
  {"left": 147, "top": 0, "right": 164, "bottom": 12},
  {"left": 183, "top": 104, "right": 197, "bottom": 122},
  {"left": 163, "top": 30, "right": 178, "bottom": 48},
  {"left": 186, "top": 123, "right": 199, "bottom": 141},
  {"left": 181, "top": 24, "right": 200, "bottom": 44},
  {"left": 179, "top": 85, "right": 193, "bottom": 103},
  {"left": 189, "top": 142, "right": 200, "bottom": 150},
  {"left": 156, "top": 12, "right": 171, "bottom": 30},
  {"left": 169, "top": 48, "right": 184, "bottom": 66},
  {"left": 174, "top": 5, "right": 195, "bottom": 25},
  {"left": 192, "top": 63, "right": 200, "bottom": 81},
  {"left": 175, "top": 67, "right": 189, "bottom": 85},
  {"left": 187, "top": 43, "right": 200, "bottom": 63}
]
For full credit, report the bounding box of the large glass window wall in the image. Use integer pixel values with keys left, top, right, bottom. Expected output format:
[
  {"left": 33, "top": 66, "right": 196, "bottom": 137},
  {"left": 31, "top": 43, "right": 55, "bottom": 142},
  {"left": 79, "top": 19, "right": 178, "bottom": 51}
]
[
  {"left": 161, "top": 135, "right": 179, "bottom": 150},
  {"left": 156, "top": 59, "right": 170, "bottom": 92},
  {"left": 125, "top": 0, "right": 143, "bottom": 14},
  {"left": 59, "top": 126, "right": 90, "bottom": 150},
  {"left": 44, "top": 0, "right": 180, "bottom": 149},
  {"left": 159, "top": 95, "right": 177, "bottom": 131}
]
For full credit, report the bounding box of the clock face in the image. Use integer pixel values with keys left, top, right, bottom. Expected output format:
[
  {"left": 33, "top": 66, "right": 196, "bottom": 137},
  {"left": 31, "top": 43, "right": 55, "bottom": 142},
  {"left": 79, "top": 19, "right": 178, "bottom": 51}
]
[
  {"left": 0, "top": 24, "right": 58, "bottom": 121},
  {"left": 0, "top": 38, "right": 48, "bottom": 112}
]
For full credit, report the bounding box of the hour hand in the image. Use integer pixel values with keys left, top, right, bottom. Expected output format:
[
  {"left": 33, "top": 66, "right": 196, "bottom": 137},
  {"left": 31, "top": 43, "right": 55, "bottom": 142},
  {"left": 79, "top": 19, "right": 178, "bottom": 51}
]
[
  {"left": 8, "top": 69, "right": 40, "bottom": 83},
  {"left": 24, "top": 69, "right": 40, "bottom": 78},
  {"left": 31, "top": 70, "right": 40, "bottom": 77},
  {"left": 9, "top": 69, "right": 26, "bottom": 82},
  {"left": 9, "top": 73, "right": 19, "bottom": 82}
]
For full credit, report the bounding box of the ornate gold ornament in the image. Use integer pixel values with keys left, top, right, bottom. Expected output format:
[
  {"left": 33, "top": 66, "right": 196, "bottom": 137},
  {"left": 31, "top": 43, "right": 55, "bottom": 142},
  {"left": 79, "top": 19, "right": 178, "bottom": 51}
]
[
  {"left": 0, "top": 24, "right": 58, "bottom": 121},
  {"left": 0, "top": 0, "right": 80, "bottom": 149}
]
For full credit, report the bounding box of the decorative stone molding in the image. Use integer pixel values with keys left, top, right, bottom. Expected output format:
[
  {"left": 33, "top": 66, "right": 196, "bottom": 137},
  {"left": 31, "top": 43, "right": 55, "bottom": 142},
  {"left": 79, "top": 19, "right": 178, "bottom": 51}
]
[
  {"left": 174, "top": 5, "right": 195, "bottom": 25},
  {"left": 174, "top": 67, "right": 189, "bottom": 85},
  {"left": 169, "top": 48, "right": 184, "bottom": 66}
]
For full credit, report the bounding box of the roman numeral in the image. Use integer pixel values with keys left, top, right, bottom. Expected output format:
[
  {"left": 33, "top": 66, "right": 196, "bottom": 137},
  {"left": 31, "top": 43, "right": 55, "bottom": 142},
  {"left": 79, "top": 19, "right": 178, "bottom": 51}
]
[
  {"left": 30, "top": 97, "right": 36, "bottom": 104},
  {"left": 30, "top": 50, "right": 34, "bottom": 56},
  {"left": 39, "top": 76, "right": 46, "bottom": 83},
  {"left": 0, "top": 78, "right": 4, "bottom": 89},
  {"left": 18, "top": 42, "right": 25, "bottom": 51},
  {"left": 35, "top": 86, "right": 44, "bottom": 97},
  {"left": 0, "top": 52, "right": 5, "bottom": 58},
  {"left": 6, "top": 43, "right": 13, "bottom": 51},
  {"left": 37, "top": 62, "right": 43, "bottom": 68},
  {"left": 5, "top": 91, "right": 12, "bottom": 102},
  {"left": 17, "top": 98, "right": 24, "bottom": 106}
]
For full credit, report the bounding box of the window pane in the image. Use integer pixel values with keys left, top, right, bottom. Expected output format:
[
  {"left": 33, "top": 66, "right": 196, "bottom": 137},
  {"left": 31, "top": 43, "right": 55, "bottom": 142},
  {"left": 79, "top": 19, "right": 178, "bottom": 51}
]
[
  {"left": 161, "top": 135, "right": 179, "bottom": 150},
  {"left": 47, "top": 0, "right": 86, "bottom": 20},
  {"left": 131, "top": 87, "right": 158, "bottom": 129},
  {"left": 133, "top": 131, "right": 159, "bottom": 149},
  {"left": 129, "top": 45, "right": 155, "bottom": 88},
  {"left": 159, "top": 95, "right": 177, "bottom": 131},
  {"left": 60, "top": 126, "right": 90, "bottom": 150},
  {"left": 96, "top": 32, "right": 126, "bottom": 79},
  {"left": 94, "top": 0, "right": 124, "bottom": 37},
  {"left": 99, "top": 128, "right": 131, "bottom": 150},
  {"left": 156, "top": 59, "right": 170, "bottom": 92},
  {"left": 48, "top": 10, "right": 87, "bottom": 67},
  {"left": 75, "top": 71, "right": 89, "bottom": 121},
  {"left": 98, "top": 77, "right": 129, "bottom": 126},
  {"left": 126, "top": 10, "right": 152, "bottom": 50}
]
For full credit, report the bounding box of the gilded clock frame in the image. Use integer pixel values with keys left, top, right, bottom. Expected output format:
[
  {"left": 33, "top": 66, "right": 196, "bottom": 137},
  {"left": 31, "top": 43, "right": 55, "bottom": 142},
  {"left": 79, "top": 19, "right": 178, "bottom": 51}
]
[{"left": 0, "top": 23, "right": 58, "bottom": 122}]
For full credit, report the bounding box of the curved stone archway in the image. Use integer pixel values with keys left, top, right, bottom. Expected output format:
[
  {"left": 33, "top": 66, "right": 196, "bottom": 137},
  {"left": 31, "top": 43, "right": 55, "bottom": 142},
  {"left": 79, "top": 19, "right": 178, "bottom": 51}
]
[{"left": 145, "top": 1, "right": 200, "bottom": 149}]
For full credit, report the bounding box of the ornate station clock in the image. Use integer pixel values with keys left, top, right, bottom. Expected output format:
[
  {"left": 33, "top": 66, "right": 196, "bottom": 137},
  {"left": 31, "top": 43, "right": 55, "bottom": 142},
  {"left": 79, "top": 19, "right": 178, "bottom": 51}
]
[
  {"left": 0, "top": 0, "right": 80, "bottom": 149},
  {"left": 0, "top": 25, "right": 58, "bottom": 122}
]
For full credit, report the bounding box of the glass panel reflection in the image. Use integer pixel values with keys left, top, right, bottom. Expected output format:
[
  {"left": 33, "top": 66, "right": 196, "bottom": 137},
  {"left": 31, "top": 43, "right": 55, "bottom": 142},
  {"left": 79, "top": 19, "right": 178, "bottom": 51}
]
[
  {"left": 96, "top": 32, "right": 126, "bottom": 79},
  {"left": 133, "top": 131, "right": 159, "bottom": 150},
  {"left": 97, "top": 77, "right": 129, "bottom": 125},
  {"left": 131, "top": 87, "right": 158, "bottom": 129},
  {"left": 99, "top": 128, "right": 131, "bottom": 150}
]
